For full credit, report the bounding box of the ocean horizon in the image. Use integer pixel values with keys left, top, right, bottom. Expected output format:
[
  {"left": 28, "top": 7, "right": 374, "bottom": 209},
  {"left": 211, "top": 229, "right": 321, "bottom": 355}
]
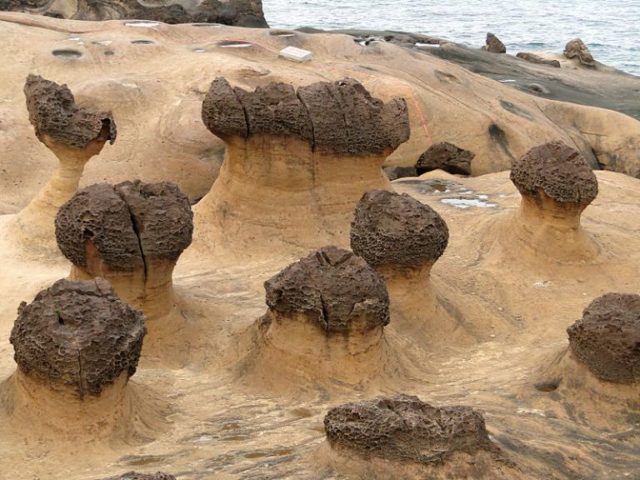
[{"left": 264, "top": 0, "right": 640, "bottom": 75}]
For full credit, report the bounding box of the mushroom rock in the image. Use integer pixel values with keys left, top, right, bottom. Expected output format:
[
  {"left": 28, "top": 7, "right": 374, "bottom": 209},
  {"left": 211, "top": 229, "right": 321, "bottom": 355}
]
[
  {"left": 193, "top": 77, "right": 410, "bottom": 262},
  {"left": 4, "top": 278, "right": 146, "bottom": 435},
  {"left": 564, "top": 38, "right": 596, "bottom": 67},
  {"left": 7, "top": 75, "right": 116, "bottom": 255},
  {"left": 350, "top": 190, "right": 470, "bottom": 344},
  {"left": 415, "top": 142, "right": 475, "bottom": 176},
  {"left": 567, "top": 293, "right": 640, "bottom": 384},
  {"left": 321, "top": 394, "right": 519, "bottom": 479},
  {"left": 503, "top": 141, "right": 600, "bottom": 261},
  {"left": 483, "top": 33, "right": 506, "bottom": 54},
  {"left": 104, "top": 473, "right": 176, "bottom": 480},
  {"left": 242, "top": 246, "right": 394, "bottom": 391},
  {"left": 55, "top": 180, "right": 193, "bottom": 321}
]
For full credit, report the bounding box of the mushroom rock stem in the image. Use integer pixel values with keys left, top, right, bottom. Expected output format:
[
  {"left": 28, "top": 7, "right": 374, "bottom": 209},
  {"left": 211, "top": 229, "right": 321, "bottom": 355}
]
[{"left": 193, "top": 77, "right": 410, "bottom": 260}]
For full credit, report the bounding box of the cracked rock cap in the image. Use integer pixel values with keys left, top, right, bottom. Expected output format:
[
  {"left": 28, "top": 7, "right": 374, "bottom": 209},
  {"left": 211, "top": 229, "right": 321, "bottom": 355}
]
[
  {"left": 351, "top": 190, "right": 449, "bottom": 269},
  {"left": 510, "top": 141, "right": 598, "bottom": 205},
  {"left": 415, "top": 142, "right": 475, "bottom": 175},
  {"left": 264, "top": 246, "right": 390, "bottom": 333},
  {"left": 24, "top": 74, "right": 117, "bottom": 148},
  {"left": 202, "top": 77, "right": 410, "bottom": 155},
  {"left": 9, "top": 278, "right": 145, "bottom": 397},
  {"left": 104, "top": 473, "right": 176, "bottom": 480},
  {"left": 55, "top": 181, "right": 193, "bottom": 272},
  {"left": 324, "top": 394, "right": 495, "bottom": 463},
  {"left": 567, "top": 293, "right": 640, "bottom": 384}
]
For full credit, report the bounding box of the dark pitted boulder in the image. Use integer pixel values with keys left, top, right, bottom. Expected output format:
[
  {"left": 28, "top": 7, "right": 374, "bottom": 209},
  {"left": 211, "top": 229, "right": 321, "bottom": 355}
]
[
  {"left": 9, "top": 278, "right": 145, "bottom": 398},
  {"left": 351, "top": 190, "right": 449, "bottom": 270},
  {"left": 483, "top": 33, "right": 506, "bottom": 54},
  {"left": 510, "top": 141, "right": 598, "bottom": 205},
  {"left": 415, "top": 142, "right": 475, "bottom": 175},
  {"left": 201, "top": 77, "right": 410, "bottom": 155},
  {"left": 1, "top": 0, "right": 268, "bottom": 27},
  {"left": 24, "top": 74, "right": 116, "bottom": 149},
  {"left": 516, "top": 52, "right": 561, "bottom": 68},
  {"left": 55, "top": 181, "right": 193, "bottom": 271},
  {"left": 567, "top": 293, "right": 640, "bottom": 384},
  {"left": 324, "top": 394, "right": 495, "bottom": 463},
  {"left": 104, "top": 472, "right": 176, "bottom": 480},
  {"left": 264, "top": 246, "right": 390, "bottom": 333},
  {"left": 564, "top": 38, "right": 596, "bottom": 67}
]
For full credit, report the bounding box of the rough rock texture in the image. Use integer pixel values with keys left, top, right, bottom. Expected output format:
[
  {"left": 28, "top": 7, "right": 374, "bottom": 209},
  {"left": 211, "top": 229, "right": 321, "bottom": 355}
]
[
  {"left": 0, "top": 0, "right": 268, "bottom": 27},
  {"left": 484, "top": 33, "right": 506, "bottom": 54},
  {"left": 104, "top": 473, "right": 176, "bottom": 480},
  {"left": 202, "top": 77, "right": 410, "bottom": 155},
  {"left": 516, "top": 52, "right": 561, "bottom": 68},
  {"left": 564, "top": 38, "right": 595, "bottom": 67},
  {"left": 415, "top": 142, "right": 475, "bottom": 175},
  {"left": 351, "top": 190, "right": 449, "bottom": 269},
  {"left": 324, "top": 394, "right": 495, "bottom": 463},
  {"left": 24, "top": 74, "right": 116, "bottom": 149},
  {"left": 510, "top": 141, "right": 599, "bottom": 204},
  {"left": 567, "top": 293, "right": 640, "bottom": 384},
  {"left": 55, "top": 181, "right": 193, "bottom": 271},
  {"left": 384, "top": 166, "right": 418, "bottom": 181},
  {"left": 264, "top": 246, "right": 390, "bottom": 333},
  {"left": 9, "top": 278, "right": 145, "bottom": 398}
]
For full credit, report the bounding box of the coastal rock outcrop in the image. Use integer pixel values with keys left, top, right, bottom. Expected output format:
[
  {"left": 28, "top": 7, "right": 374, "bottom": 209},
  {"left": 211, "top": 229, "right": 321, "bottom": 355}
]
[
  {"left": 567, "top": 293, "right": 640, "bottom": 384},
  {"left": 516, "top": 52, "right": 561, "bottom": 68},
  {"left": 415, "top": 142, "right": 475, "bottom": 175},
  {"left": 0, "top": 0, "right": 268, "bottom": 26},
  {"left": 55, "top": 181, "right": 193, "bottom": 321},
  {"left": 564, "top": 38, "right": 596, "bottom": 67},
  {"left": 193, "top": 77, "right": 410, "bottom": 260},
  {"left": 483, "top": 33, "right": 506, "bottom": 54},
  {"left": 10, "top": 278, "right": 145, "bottom": 398}
]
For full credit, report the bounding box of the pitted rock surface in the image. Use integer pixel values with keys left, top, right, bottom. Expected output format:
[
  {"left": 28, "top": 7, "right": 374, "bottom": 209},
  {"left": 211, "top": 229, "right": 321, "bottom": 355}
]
[
  {"left": 510, "top": 141, "right": 598, "bottom": 205},
  {"left": 9, "top": 278, "right": 145, "bottom": 397},
  {"left": 351, "top": 190, "right": 449, "bottom": 269},
  {"left": 24, "top": 74, "right": 116, "bottom": 149},
  {"left": 567, "top": 293, "right": 640, "bottom": 384},
  {"left": 264, "top": 246, "right": 390, "bottom": 333},
  {"left": 104, "top": 472, "right": 176, "bottom": 480},
  {"left": 484, "top": 33, "right": 506, "bottom": 54},
  {"left": 115, "top": 180, "right": 194, "bottom": 262},
  {"left": 415, "top": 142, "right": 475, "bottom": 175},
  {"left": 324, "top": 394, "right": 495, "bottom": 464},
  {"left": 56, "top": 181, "right": 193, "bottom": 271},
  {"left": 201, "top": 77, "right": 410, "bottom": 155},
  {"left": 564, "top": 38, "right": 596, "bottom": 67}
]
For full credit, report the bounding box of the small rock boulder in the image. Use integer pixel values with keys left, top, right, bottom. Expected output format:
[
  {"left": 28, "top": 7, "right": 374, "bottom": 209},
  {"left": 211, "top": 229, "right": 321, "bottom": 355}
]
[
  {"left": 415, "top": 142, "right": 475, "bottom": 175},
  {"left": 564, "top": 38, "right": 596, "bottom": 67},
  {"left": 483, "top": 33, "right": 506, "bottom": 54}
]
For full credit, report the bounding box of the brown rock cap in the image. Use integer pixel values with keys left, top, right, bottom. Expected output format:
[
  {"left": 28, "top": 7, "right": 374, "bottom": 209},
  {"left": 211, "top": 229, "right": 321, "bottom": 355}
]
[
  {"left": 567, "top": 293, "right": 640, "bottom": 384},
  {"left": 24, "top": 74, "right": 116, "bottom": 149},
  {"left": 510, "top": 141, "right": 598, "bottom": 205},
  {"left": 415, "top": 142, "right": 475, "bottom": 175},
  {"left": 202, "top": 77, "right": 410, "bottom": 155},
  {"left": 103, "top": 473, "right": 176, "bottom": 480},
  {"left": 264, "top": 246, "right": 390, "bottom": 333},
  {"left": 484, "top": 33, "right": 506, "bottom": 54},
  {"left": 564, "top": 38, "right": 596, "bottom": 67},
  {"left": 9, "top": 278, "right": 145, "bottom": 398},
  {"left": 351, "top": 190, "right": 449, "bottom": 269},
  {"left": 324, "top": 394, "right": 495, "bottom": 464},
  {"left": 55, "top": 181, "right": 193, "bottom": 272}
]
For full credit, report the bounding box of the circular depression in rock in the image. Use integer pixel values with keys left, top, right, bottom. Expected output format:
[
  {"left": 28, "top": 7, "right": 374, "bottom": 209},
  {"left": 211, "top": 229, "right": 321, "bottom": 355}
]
[
  {"left": 51, "top": 49, "right": 82, "bottom": 59},
  {"left": 269, "top": 29, "right": 296, "bottom": 37},
  {"left": 217, "top": 40, "right": 253, "bottom": 48},
  {"left": 131, "top": 39, "right": 155, "bottom": 45}
]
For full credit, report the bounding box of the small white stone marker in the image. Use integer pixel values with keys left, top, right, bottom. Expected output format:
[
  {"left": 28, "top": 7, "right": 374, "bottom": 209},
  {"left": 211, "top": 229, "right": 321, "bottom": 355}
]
[{"left": 279, "top": 46, "right": 313, "bottom": 63}]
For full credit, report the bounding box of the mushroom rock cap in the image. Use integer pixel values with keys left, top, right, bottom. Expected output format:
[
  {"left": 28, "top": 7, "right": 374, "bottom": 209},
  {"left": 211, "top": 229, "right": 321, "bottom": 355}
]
[
  {"left": 55, "top": 181, "right": 193, "bottom": 271},
  {"left": 351, "top": 190, "right": 449, "bottom": 269},
  {"left": 24, "top": 74, "right": 117, "bottom": 149},
  {"left": 324, "top": 394, "right": 494, "bottom": 463},
  {"left": 9, "top": 278, "right": 145, "bottom": 397},
  {"left": 415, "top": 142, "right": 475, "bottom": 175},
  {"left": 264, "top": 246, "right": 390, "bottom": 333},
  {"left": 201, "top": 77, "right": 410, "bottom": 155},
  {"left": 484, "top": 33, "right": 506, "bottom": 54},
  {"left": 567, "top": 293, "right": 640, "bottom": 384},
  {"left": 104, "top": 473, "right": 176, "bottom": 480},
  {"left": 510, "top": 141, "right": 598, "bottom": 205},
  {"left": 564, "top": 38, "right": 596, "bottom": 67}
]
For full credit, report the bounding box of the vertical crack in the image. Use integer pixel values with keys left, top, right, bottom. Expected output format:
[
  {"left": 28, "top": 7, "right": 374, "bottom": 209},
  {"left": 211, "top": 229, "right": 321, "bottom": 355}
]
[{"left": 115, "top": 188, "right": 148, "bottom": 283}]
